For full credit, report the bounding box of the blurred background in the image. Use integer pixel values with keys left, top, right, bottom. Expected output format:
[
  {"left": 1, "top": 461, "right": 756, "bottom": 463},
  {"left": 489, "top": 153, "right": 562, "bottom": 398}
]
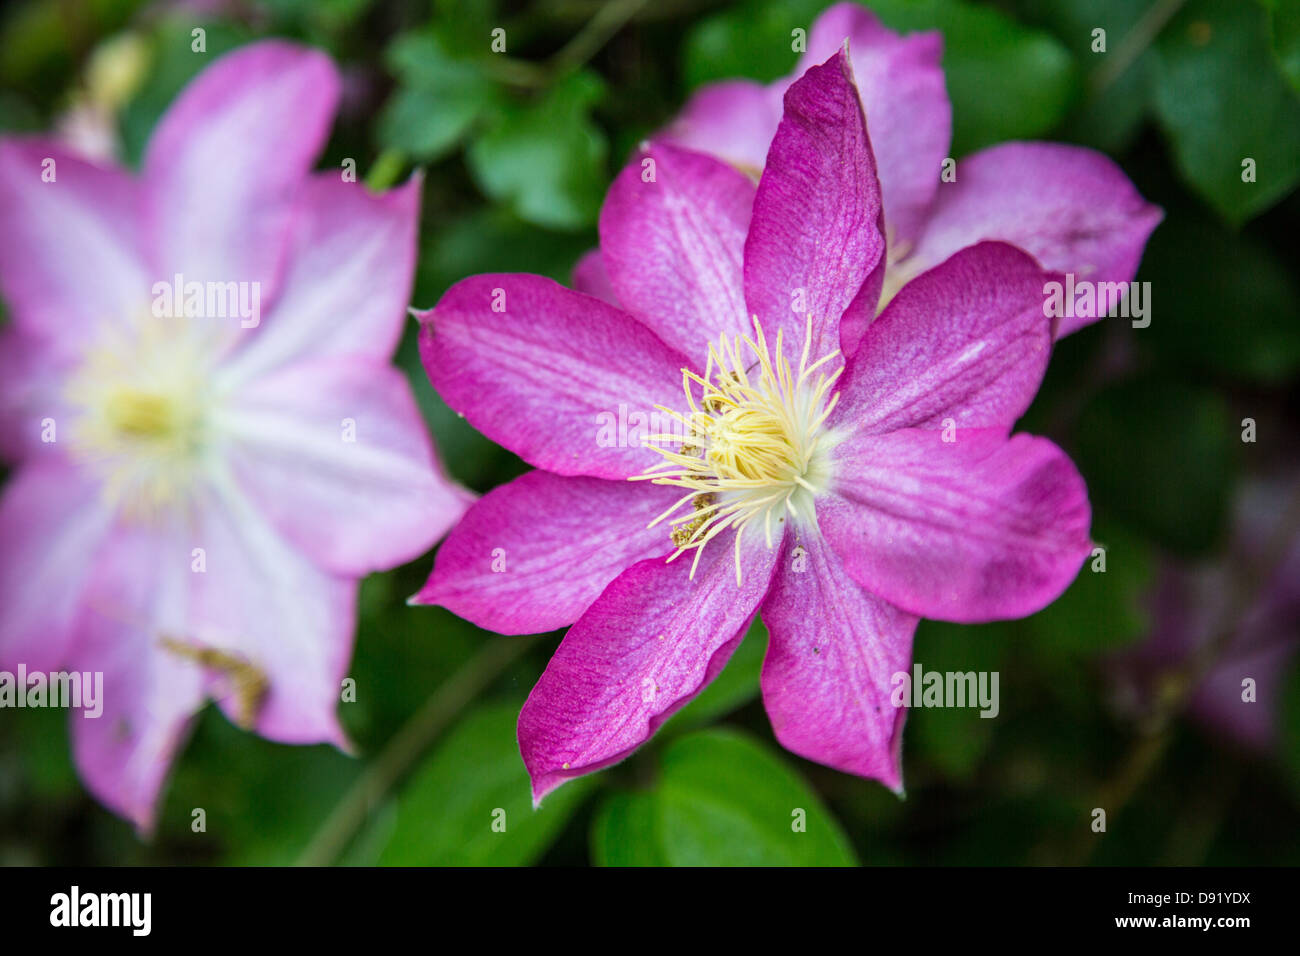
[{"left": 0, "top": 0, "right": 1297, "bottom": 866}]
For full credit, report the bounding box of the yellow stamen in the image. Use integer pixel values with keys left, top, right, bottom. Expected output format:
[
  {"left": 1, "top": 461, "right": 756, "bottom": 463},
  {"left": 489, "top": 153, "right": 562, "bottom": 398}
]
[
  {"left": 63, "top": 315, "right": 215, "bottom": 523},
  {"left": 159, "top": 636, "right": 269, "bottom": 730},
  {"left": 104, "top": 389, "right": 178, "bottom": 437},
  {"left": 633, "top": 315, "right": 842, "bottom": 584}
]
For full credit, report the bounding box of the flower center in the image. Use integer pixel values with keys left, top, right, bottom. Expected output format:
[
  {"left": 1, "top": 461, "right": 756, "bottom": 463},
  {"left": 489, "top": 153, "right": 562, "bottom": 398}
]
[
  {"left": 634, "top": 316, "right": 842, "bottom": 583},
  {"left": 104, "top": 388, "right": 182, "bottom": 438},
  {"left": 64, "top": 315, "right": 217, "bottom": 522}
]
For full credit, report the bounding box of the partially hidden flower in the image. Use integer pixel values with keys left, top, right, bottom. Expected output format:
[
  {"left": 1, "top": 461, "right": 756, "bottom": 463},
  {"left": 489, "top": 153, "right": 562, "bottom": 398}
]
[
  {"left": 414, "top": 50, "right": 1092, "bottom": 802},
  {"left": 645, "top": 1, "right": 1163, "bottom": 334},
  {"left": 1111, "top": 474, "right": 1300, "bottom": 752},
  {"left": 0, "top": 41, "right": 469, "bottom": 830}
]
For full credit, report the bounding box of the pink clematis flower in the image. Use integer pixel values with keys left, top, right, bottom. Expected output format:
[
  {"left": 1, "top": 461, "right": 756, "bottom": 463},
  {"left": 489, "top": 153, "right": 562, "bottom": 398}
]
[
  {"left": 414, "top": 50, "right": 1091, "bottom": 801},
  {"left": 0, "top": 41, "right": 469, "bottom": 830},
  {"left": 643, "top": 1, "right": 1163, "bottom": 334}
]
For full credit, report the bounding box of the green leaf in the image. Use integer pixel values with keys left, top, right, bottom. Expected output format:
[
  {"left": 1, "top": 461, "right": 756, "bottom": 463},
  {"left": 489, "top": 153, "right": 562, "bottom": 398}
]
[
  {"left": 377, "top": 700, "right": 597, "bottom": 865},
  {"left": 682, "top": 0, "right": 821, "bottom": 86},
  {"left": 682, "top": 0, "right": 1077, "bottom": 156},
  {"left": 1262, "top": 0, "right": 1300, "bottom": 93},
  {"left": 1074, "top": 378, "right": 1234, "bottom": 555},
  {"left": 466, "top": 70, "right": 608, "bottom": 230},
  {"left": 1024, "top": 521, "right": 1155, "bottom": 655},
  {"left": 652, "top": 729, "right": 857, "bottom": 866},
  {"left": 1007, "top": 0, "right": 1156, "bottom": 153},
  {"left": 1152, "top": 0, "right": 1300, "bottom": 223},
  {"left": 160, "top": 709, "right": 361, "bottom": 865},
  {"left": 870, "top": 0, "right": 1078, "bottom": 154},
  {"left": 377, "top": 31, "right": 499, "bottom": 162},
  {"left": 908, "top": 620, "right": 1009, "bottom": 779},
  {"left": 590, "top": 792, "right": 666, "bottom": 866}
]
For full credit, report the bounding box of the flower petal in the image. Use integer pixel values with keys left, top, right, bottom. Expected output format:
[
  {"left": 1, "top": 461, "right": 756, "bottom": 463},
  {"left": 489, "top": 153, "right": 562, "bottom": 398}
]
[
  {"left": 0, "top": 459, "right": 114, "bottom": 673},
  {"left": 818, "top": 428, "right": 1091, "bottom": 622},
  {"left": 0, "top": 326, "right": 75, "bottom": 461},
  {"left": 414, "top": 470, "right": 681, "bottom": 634},
  {"left": 658, "top": 79, "right": 782, "bottom": 177},
  {"left": 0, "top": 139, "right": 149, "bottom": 343},
  {"left": 417, "top": 273, "right": 688, "bottom": 480},
  {"left": 519, "top": 530, "right": 781, "bottom": 802},
  {"left": 571, "top": 248, "right": 619, "bottom": 305},
  {"left": 189, "top": 477, "right": 356, "bottom": 746},
  {"left": 743, "top": 49, "right": 886, "bottom": 360},
  {"left": 69, "top": 521, "right": 204, "bottom": 834},
  {"left": 905, "top": 142, "right": 1162, "bottom": 336},
  {"left": 216, "top": 358, "right": 468, "bottom": 577},
  {"left": 760, "top": 532, "right": 917, "bottom": 789},
  {"left": 830, "top": 242, "right": 1056, "bottom": 436},
  {"left": 598, "top": 142, "right": 755, "bottom": 363},
  {"left": 142, "top": 40, "right": 340, "bottom": 301},
  {"left": 219, "top": 174, "right": 422, "bottom": 387},
  {"left": 801, "top": 2, "right": 950, "bottom": 245}
]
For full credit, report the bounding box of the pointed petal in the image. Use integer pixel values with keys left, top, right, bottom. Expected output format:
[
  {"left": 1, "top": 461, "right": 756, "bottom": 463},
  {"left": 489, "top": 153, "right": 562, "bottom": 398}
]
[
  {"left": 801, "top": 2, "right": 950, "bottom": 245},
  {"left": 905, "top": 143, "right": 1162, "bottom": 336},
  {"left": 831, "top": 242, "right": 1056, "bottom": 436},
  {"left": 0, "top": 460, "right": 114, "bottom": 673},
  {"left": 216, "top": 358, "right": 469, "bottom": 576},
  {"left": 219, "top": 174, "right": 422, "bottom": 386},
  {"left": 0, "top": 139, "right": 149, "bottom": 343},
  {"left": 414, "top": 470, "right": 681, "bottom": 635},
  {"left": 743, "top": 49, "right": 886, "bottom": 360},
  {"left": 70, "top": 520, "right": 204, "bottom": 834},
  {"left": 519, "top": 530, "right": 781, "bottom": 802},
  {"left": 0, "top": 326, "right": 75, "bottom": 461},
  {"left": 142, "top": 40, "right": 340, "bottom": 300},
  {"left": 189, "top": 478, "right": 356, "bottom": 746},
  {"left": 761, "top": 533, "right": 917, "bottom": 789},
  {"left": 417, "top": 273, "right": 688, "bottom": 479},
  {"left": 818, "top": 428, "right": 1091, "bottom": 622},
  {"left": 599, "top": 142, "right": 754, "bottom": 363}
]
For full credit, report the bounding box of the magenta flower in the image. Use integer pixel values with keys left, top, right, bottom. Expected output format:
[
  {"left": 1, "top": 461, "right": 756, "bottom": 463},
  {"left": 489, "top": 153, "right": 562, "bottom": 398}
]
[
  {"left": 649, "top": 2, "right": 1162, "bottom": 334},
  {"left": 0, "top": 41, "right": 469, "bottom": 830},
  {"left": 414, "top": 51, "right": 1091, "bottom": 801}
]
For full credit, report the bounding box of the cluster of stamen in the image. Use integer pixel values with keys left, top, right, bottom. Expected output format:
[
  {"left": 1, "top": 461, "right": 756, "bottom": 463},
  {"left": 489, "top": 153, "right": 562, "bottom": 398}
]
[
  {"left": 633, "top": 316, "right": 842, "bottom": 583},
  {"left": 64, "top": 316, "right": 214, "bottom": 522}
]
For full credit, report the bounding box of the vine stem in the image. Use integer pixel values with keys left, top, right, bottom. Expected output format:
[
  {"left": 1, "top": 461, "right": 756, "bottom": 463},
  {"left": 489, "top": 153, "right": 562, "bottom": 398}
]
[
  {"left": 487, "top": 0, "right": 650, "bottom": 88},
  {"left": 549, "top": 0, "right": 649, "bottom": 76},
  {"left": 295, "top": 637, "right": 536, "bottom": 867},
  {"left": 1089, "top": 0, "right": 1187, "bottom": 96}
]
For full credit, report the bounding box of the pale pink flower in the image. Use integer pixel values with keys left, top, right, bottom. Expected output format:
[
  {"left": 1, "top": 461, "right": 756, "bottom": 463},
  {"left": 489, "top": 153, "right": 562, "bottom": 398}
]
[{"left": 0, "top": 41, "right": 468, "bottom": 830}]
